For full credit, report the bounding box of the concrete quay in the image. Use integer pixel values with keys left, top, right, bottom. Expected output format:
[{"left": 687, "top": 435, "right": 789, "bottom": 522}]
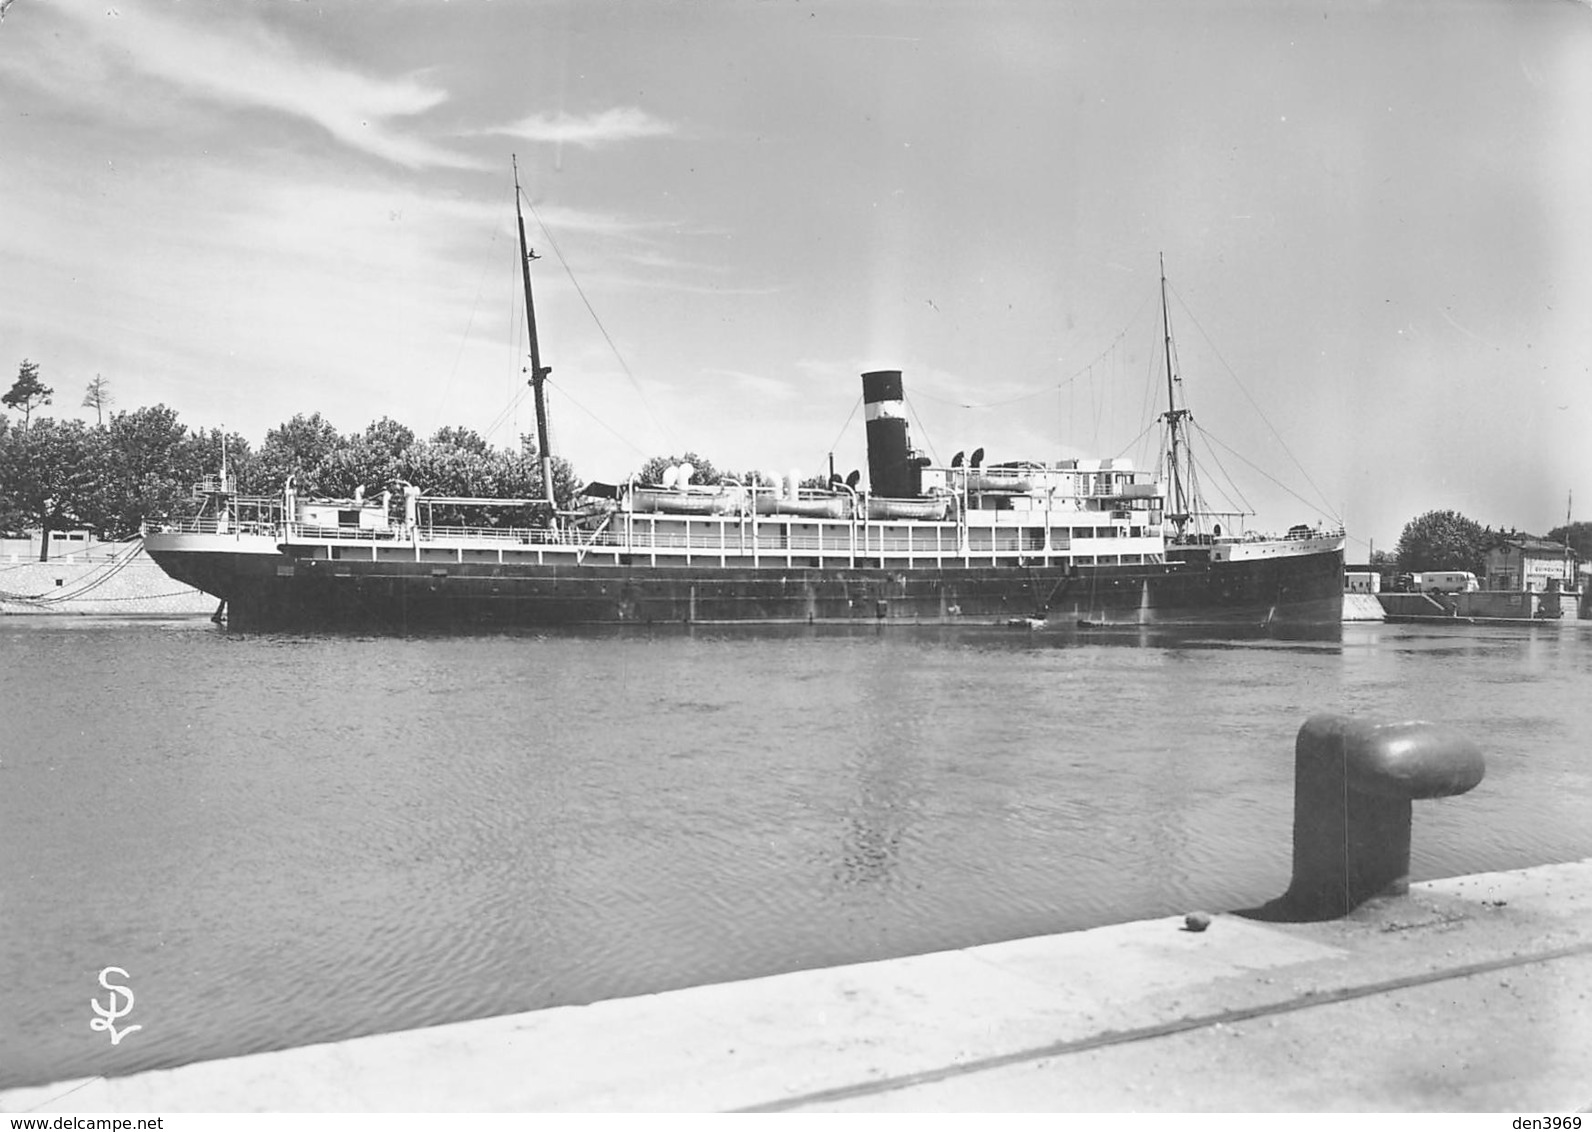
[
  {"left": 0, "top": 541, "right": 212, "bottom": 617},
  {"left": 5, "top": 858, "right": 1592, "bottom": 1113}
]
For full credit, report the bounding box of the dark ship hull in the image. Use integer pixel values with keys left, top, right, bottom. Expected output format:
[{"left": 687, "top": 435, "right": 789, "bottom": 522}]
[{"left": 147, "top": 542, "right": 1344, "bottom": 632}]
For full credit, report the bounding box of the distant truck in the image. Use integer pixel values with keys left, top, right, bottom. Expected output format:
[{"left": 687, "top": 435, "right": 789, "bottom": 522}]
[{"left": 1413, "top": 571, "right": 1480, "bottom": 594}]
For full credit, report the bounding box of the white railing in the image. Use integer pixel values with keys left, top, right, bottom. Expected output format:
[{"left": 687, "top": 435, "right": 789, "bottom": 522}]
[
  {"left": 264, "top": 506, "right": 1214, "bottom": 564},
  {"left": 273, "top": 515, "right": 1172, "bottom": 556},
  {"left": 153, "top": 517, "right": 278, "bottom": 536},
  {"left": 1281, "top": 525, "right": 1347, "bottom": 542}
]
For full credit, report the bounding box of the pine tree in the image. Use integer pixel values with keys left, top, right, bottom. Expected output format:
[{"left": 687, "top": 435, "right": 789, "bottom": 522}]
[
  {"left": 2, "top": 359, "right": 53, "bottom": 430},
  {"left": 82, "top": 374, "right": 113, "bottom": 426}
]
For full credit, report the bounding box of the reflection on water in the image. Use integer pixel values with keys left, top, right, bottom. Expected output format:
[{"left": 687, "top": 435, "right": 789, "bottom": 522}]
[{"left": 3, "top": 618, "right": 1591, "bottom": 1089}]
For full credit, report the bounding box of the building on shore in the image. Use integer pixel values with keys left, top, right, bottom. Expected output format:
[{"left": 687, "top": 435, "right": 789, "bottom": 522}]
[
  {"left": 1483, "top": 534, "right": 1577, "bottom": 593},
  {"left": 1344, "top": 567, "right": 1382, "bottom": 593}
]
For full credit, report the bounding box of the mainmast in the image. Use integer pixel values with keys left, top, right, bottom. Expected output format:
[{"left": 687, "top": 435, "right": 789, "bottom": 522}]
[
  {"left": 514, "top": 155, "right": 557, "bottom": 516},
  {"left": 1159, "top": 254, "right": 1192, "bottom": 535},
  {"left": 1565, "top": 489, "right": 1574, "bottom": 590}
]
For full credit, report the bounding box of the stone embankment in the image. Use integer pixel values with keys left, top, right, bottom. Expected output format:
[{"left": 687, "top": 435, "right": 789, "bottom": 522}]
[
  {"left": 1341, "top": 592, "right": 1384, "bottom": 621},
  {"left": 0, "top": 540, "right": 212, "bottom": 617}
]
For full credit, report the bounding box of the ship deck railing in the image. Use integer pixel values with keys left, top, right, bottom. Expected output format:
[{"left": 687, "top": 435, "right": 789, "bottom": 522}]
[
  {"left": 1283, "top": 525, "right": 1347, "bottom": 541},
  {"left": 150, "top": 517, "right": 281, "bottom": 537},
  {"left": 305, "top": 524, "right": 1067, "bottom": 555},
  {"left": 276, "top": 517, "right": 1192, "bottom": 571}
]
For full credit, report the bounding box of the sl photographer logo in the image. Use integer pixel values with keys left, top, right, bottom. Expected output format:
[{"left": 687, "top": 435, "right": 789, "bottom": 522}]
[{"left": 89, "top": 966, "right": 143, "bottom": 1045}]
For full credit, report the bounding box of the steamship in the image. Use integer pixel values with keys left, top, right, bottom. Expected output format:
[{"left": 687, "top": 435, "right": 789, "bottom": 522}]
[{"left": 144, "top": 172, "right": 1345, "bottom": 632}]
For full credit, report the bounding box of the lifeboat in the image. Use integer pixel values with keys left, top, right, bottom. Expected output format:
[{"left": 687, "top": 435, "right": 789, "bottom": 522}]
[
  {"left": 629, "top": 487, "right": 743, "bottom": 515},
  {"left": 961, "top": 473, "right": 1034, "bottom": 493},
  {"left": 753, "top": 493, "right": 853, "bottom": 519},
  {"left": 867, "top": 496, "right": 951, "bottom": 521}
]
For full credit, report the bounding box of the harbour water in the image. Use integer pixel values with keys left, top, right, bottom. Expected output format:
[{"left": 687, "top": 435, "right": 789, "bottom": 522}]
[{"left": 3, "top": 618, "right": 1590, "bottom": 1090}]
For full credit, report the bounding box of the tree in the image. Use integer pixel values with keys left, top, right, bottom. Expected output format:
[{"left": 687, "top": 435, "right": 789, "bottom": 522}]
[
  {"left": 520, "top": 436, "right": 581, "bottom": 511},
  {"left": 636, "top": 451, "right": 726, "bottom": 486},
  {"left": 256, "top": 412, "right": 345, "bottom": 495},
  {"left": 82, "top": 374, "right": 113, "bottom": 426},
  {"left": 428, "top": 425, "right": 489, "bottom": 456},
  {"left": 365, "top": 417, "right": 416, "bottom": 456},
  {"left": 317, "top": 417, "right": 418, "bottom": 500},
  {"left": 386, "top": 430, "right": 582, "bottom": 526},
  {"left": 1394, "top": 509, "right": 1488, "bottom": 576},
  {"left": 3, "top": 360, "right": 53, "bottom": 430},
  {"left": 0, "top": 414, "right": 22, "bottom": 536},
  {"left": 84, "top": 405, "right": 195, "bottom": 538},
  {"left": 0, "top": 491, "right": 23, "bottom": 538},
  {"left": 1366, "top": 547, "right": 1395, "bottom": 585},
  {"left": 0, "top": 417, "right": 97, "bottom": 558},
  {"left": 1547, "top": 521, "right": 1592, "bottom": 563},
  {"left": 176, "top": 426, "right": 256, "bottom": 493}
]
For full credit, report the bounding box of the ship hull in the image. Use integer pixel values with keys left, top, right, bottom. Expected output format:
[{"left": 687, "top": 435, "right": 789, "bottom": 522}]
[
  {"left": 147, "top": 540, "right": 1344, "bottom": 632},
  {"left": 142, "top": 532, "right": 294, "bottom": 611}
]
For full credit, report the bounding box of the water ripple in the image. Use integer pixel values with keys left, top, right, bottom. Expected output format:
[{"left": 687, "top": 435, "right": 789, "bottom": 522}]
[{"left": 3, "top": 621, "right": 1591, "bottom": 1088}]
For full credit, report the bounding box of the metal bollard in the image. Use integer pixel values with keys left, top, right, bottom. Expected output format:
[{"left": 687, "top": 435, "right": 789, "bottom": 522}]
[{"left": 1271, "top": 713, "right": 1485, "bottom": 920}]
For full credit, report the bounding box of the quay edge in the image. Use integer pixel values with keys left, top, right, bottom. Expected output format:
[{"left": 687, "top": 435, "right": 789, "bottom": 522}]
[{"left": 5, "top": 857, "right": 1590, "bottom": 1112}]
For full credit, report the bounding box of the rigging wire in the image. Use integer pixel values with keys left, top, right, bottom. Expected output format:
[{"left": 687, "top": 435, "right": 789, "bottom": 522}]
[
  {"left": 825, "top": 396, "right": 863, "bottom": 468},
  {"left": 1110, "top": 419, "right": 1159, "bottom": 465},
  {"left": 1087, "top": 363, "right": 1098, "bottom": 448},
  {"left": 479, "top": 249, "right": 533, "bottom": 445},
  {"left": 1165, "top": 281, "right": 1339, "bottom": 521},
  {"left": 1188, "top": 426, "right": 1254, "bottom": 516},
  {"left": 1137, "top": 321, "right": 1159, "bottom": 450},
  {"left": 1197, "top": 426, "right": 1342, "bottom": 524},
  {"left": 541, "top": 377, "right": 654, "bottom": 464},
  {"left": 909, "top": 292, "right": 1154, "bottom": 413},
  {"left": 437, "top": 216, "right": 503, "bottom": 431},
  {"left": 505, "top": 245, "right": 525, "bottom": 443},
  {"left": 516, "top": 185, "right": 681, "bottom": 454},
  {"left": 903, "top": 396, "right": 940, "bottom": 467},
  {"left": 479, "top": 385, "right": 534, "bottom": 448},
  {"left": 1134, "top": 329, "right": 1164, "bottom": 474}
]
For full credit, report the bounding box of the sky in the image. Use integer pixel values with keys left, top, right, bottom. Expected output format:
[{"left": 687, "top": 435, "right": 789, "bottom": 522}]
[{"left": 1, "top": 0, "right": 1589, "bottom": 555}]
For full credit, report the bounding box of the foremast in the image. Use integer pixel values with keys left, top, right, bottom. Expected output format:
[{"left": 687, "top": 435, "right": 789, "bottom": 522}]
[
  {"left": 514, "top": 156, "right": 557, "bottom": 519},
  {"left": 1159, "top": 254, "right": 1203, "bottom": 541}
]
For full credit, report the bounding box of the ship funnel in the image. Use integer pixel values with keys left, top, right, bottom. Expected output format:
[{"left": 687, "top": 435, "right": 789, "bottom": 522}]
[{"left": 861, "top": 370, "right": 927, "bottom": 498}]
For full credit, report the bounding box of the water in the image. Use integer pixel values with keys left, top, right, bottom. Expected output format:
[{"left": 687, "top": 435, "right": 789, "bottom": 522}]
[{"left": 3, "top": 618, "right": 1591, "bottom": 1089}]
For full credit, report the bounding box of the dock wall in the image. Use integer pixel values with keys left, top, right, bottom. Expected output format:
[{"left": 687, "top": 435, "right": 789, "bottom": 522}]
[
  {"left": 0, "top": 548, "right": 213, "bottom": 616},
  {"left": 1341, "top": 593, "right": 1384, "bottom": 621},
  {"left": 1373, "top": 593, "right": 1451, "bottom": 619}
]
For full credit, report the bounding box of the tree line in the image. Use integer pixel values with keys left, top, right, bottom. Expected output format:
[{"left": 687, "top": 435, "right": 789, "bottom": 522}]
[
  {"left": 1383, "top": 509, "right": 1589, "bottom": 578},
  {"left": 7, "top": 362, "right": 1584, "bottom": 574},
  {"left": 0, "top": 361, "right": 579, "bottom": 555}
]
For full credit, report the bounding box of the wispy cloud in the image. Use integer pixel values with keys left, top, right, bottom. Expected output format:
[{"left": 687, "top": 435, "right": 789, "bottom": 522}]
[
  {"left": 522, "top": 202, "right": 676, "bottom": 240},
  {"left": 701, "top": 369, "right": 800, "bottom": 401},
  {"left": 484, "top": 108, "right": 677, "bottom": 148},
  {"left": 46, "top": 6, "right": 473, "bottom": 169}
]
